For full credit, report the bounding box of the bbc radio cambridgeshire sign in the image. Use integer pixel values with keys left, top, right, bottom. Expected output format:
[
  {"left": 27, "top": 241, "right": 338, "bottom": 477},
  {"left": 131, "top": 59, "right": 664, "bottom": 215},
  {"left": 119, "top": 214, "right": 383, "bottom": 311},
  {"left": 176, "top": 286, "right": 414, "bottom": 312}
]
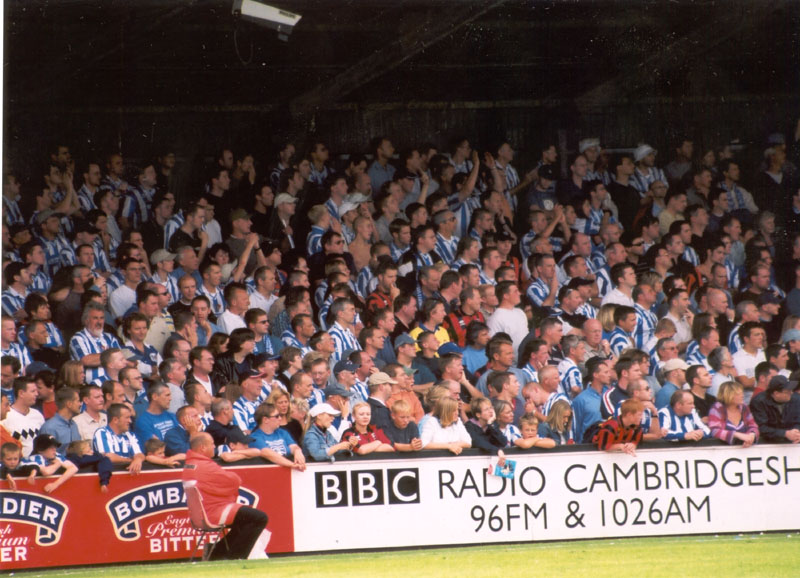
[
  {"left": 290, "top": 444, "right": 800, "bottom": 551},
  {"left": 1, "top": 444, "right": 798, "bottom": 569}
]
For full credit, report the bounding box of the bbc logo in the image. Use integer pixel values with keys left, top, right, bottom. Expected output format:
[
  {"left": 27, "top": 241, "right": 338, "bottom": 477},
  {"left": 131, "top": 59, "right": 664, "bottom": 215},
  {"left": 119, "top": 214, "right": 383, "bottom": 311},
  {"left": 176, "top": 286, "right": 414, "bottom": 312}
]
[{"left": 315, "top": 468, "right": 420, "bottom": 508}]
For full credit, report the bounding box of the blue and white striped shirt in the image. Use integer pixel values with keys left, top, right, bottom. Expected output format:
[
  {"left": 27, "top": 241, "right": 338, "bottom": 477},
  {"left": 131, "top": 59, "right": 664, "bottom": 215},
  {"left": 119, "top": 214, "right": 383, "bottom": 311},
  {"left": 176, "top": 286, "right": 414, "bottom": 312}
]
[
  {"left": 197, "top": 284, "right": 225, "bottom": 317},
  {"left": 683, "top": 246, "right": 699, "bottom": 267},
  {"left": 76, "top": 184, "right": 97, "bottom": 213},
  {"left": 18, "top": 321, "right": 64, "bottom": 350},
  {"left": 307, "top": 226, "right": 326, "bottom": 257},
  {"left": 94, "top": 426, "right": 142, "bottom": 458},
  {"left": 355, "top": 266, "right": 378, "bottom": 299},
  {"left": 328, "top": 322, "right": 361, "bottom": 362},
  {"left": 519, "top": 230, "right": 537, "bottom": 262},
  {"left": 728, "top": 324, "right": 742, "bottom": 355},
  {"left": 634, "top": 303, "right": 657, "bottom": 349},
  {"left": 543, "top": 391, "right": 571, "bottom": 416},
  {"left": 389, "top": 242, "right": 409, "bottom": 263},
  {"left": 448, "top": 193, "right": 481, "bottom": 239},
  {"left": 630, "top": 166, "right": 667, "bottom": 196},
  {"left": 500, "top": 423, "right": 522, "bottom": 447},
  {"left": 658, "top": 406, "right": 710, "bottom": 441},
  {"left": 1, "top": 342, "right": 32, "bottom": 371},
  {"left": 527, "top": 277, "right": 554, "bottom": 308},
  {"left": 69, "top": 329, "right": 121, "bottom": 383},
  {"left": 557, "top": 357, "right": 583, "bottom": 397},
  {"left": 685, "top": 347, "right": 711, "bottom": 370},
  {"left": 121, "top": 186, "right": 150, "bottom": 229},
  {"left": 1, "top": 288, "right": 27, "bottom": 317},
  {"left": 608, "top": 327, "right": 634, "bottom": 356},
  {"left": 233, "top": 395, "right": 259, "bottom": 433},
  {"left": 163, "top": 212, "right": 185, "bottom": 250},
  {"left": 3, "top": 196, "right": 24, "bottom": 226},
  {"left": 435, "top": 233, "right": 459, "bottom": 265},
  {"left": 29, "top": 269, "right": 51, "bottom": 295}
]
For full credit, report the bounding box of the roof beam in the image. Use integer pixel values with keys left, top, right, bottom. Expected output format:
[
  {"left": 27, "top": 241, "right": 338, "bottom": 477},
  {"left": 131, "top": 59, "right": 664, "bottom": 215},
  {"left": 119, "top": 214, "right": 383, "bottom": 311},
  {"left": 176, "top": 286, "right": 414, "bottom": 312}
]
[
  {"left": 573, "top": 0, "right": 791, "bottom": 111},
  {"left": 289, "top": 0, "right": 507, "bottom": 115}
]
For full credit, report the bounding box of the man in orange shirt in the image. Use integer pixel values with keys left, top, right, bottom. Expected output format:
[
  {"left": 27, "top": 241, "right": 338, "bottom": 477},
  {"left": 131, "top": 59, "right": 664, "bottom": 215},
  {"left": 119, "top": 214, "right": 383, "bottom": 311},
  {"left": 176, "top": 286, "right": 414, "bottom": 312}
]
[
  {"left": 183, "top": 433, "right": 269, "bottom": 559},
  {"left": 384, "top": 364, "right": 425, "bottom": 423}
]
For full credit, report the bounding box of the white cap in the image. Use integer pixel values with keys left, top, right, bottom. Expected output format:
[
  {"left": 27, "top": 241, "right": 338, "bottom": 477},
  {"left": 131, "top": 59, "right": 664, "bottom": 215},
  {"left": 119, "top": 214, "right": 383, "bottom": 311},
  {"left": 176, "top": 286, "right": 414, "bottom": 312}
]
[
  {"left": 309, "top": 403, "right": 341, "bottom": 418},
  {"left": 634, "top": 144, "right": 656, "bottom": 162},
  {"left": 337, "top": 201, "right": 359, "bottom": 217},
  {"left": 579, "top": 138, "right": 600, "bottom": 153}
]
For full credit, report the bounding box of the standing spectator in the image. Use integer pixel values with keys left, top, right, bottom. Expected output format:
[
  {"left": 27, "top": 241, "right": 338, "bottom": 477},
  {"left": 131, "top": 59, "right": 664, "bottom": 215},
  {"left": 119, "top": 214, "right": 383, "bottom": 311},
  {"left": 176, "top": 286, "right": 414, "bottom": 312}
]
[{"left": 3, "top": 377, "right": 44, "bottom": 456}]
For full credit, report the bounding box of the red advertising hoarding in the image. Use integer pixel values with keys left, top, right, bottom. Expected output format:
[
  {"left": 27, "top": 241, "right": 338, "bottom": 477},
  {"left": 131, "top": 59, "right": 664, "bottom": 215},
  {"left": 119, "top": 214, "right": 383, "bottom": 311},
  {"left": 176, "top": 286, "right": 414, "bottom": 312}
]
[{"left": 0, "top": 465, "right": 293, "bottom": 570}]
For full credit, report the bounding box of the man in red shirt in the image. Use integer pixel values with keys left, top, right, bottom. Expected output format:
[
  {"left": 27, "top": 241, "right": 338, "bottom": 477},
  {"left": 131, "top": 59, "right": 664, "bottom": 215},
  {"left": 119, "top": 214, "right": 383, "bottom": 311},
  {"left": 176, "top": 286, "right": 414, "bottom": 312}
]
[
  {"left": 183, "top": 432, "right": 269, "bottom": 559},
  {"left": 594, "top": 399, "right": 644, "bottom": 455}
]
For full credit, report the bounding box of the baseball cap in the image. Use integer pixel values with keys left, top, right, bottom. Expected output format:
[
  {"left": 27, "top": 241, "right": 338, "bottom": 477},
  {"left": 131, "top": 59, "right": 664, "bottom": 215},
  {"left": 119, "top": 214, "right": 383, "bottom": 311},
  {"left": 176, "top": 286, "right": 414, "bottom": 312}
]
[
  {"left": 333, "top": 359, "right": 359, "bottom": 375},
  {"left": 394, "top": 333, "right": 416, "bottom": 350},
  {"left": 237, "top": 367, "right": 264, "bottom": 381},
  {"left": 781, "top": 329, "right": 800, "bottom": 344},
  {"left": 662, "top": 358, "right": 688, "bottom": 373},
  {"left": 634, "top": 144, "right": 657, "bottom": 162},
  {"left": 323, "top": 383, "right": 353, "bottom": 398},
  {"left": 538, "top": 164, "right": 557, "bottom": 181},
  {"left": 25, "top": 361, "right": 53, "bottom": 376},
  {"left": 394, "top": 168, "right": 417, "bottom": 181},
  {"left": 274, "top": 193, "right": 298, "bottom": 206},
  {"left": 438, "top": 343, "right": 463, "bottom": 356},
  {"left": 33, "top": 434, "right": 60, "bottom": 454},
  {"left": 767, "top": 375, "right": 798, "bottom": 394},
  {"left": 579, "top": 138, "right": 600, "bottom": 153},
  {"left": 337, "top": 201, "right": 359, "bottom": 218},
  {"left": 229, "top": 208, "right": 251, "bottom": 223},
  {"left": 35, "top": 209, "right": 65, "bottom": 225},
  {"left": 226, "top": 429, "right": 255, "bottom": 445},
  {"left": 150, "top": 248, "right": 177, "bottom": 265},
  {"left": 73, "top": 219, "right": 100, "bottom": 235},
  {"left": 368, "top": 372, "right": 397, "bottom": 386},
  {"left": 309, "top": 403, "right": 341, "bottom": 417}
]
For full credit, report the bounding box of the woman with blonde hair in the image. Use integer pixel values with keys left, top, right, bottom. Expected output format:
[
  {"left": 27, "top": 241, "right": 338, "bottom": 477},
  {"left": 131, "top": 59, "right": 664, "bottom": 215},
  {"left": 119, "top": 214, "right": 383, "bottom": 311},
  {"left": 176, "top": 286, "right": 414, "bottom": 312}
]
[
  {"left": 55, "top": 360, "right": 86, "bottom": 389},
  {"left": 341, "top": 402, "right": 394, "bottom": 455},
  {"left": 538, "top": 400, "right": 574, "bottom": 445},
  {"left": 417, "top": 384, "right": 451, "bottom": 432},
  {"left": 708, "top": 381, "right": 759, "bottom": 446},
  {"left": 420, "top": 397, "right": 471, "bottom": 454}
]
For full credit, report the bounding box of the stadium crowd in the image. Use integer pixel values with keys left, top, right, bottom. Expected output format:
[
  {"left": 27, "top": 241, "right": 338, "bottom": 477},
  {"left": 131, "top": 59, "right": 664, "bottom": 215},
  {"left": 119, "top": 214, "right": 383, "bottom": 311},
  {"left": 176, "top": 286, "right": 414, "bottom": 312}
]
[{"left": 2, "top": 125, "right": 800, "bottom": 487}]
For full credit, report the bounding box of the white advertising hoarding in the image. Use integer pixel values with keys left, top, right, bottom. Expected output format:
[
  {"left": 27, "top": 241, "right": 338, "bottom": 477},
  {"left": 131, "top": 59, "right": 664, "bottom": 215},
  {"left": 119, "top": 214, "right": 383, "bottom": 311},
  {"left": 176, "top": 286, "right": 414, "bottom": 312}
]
[{"left": 291, "top": 445, "right": 800, "bottom": 552}]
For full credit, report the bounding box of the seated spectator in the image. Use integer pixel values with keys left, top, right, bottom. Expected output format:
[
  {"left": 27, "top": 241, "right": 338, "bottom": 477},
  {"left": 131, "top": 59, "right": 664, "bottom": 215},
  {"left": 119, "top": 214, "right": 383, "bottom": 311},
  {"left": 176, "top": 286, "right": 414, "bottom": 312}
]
[
  {"left": 164, "top": 405, "right": 201, "bottom": 457},
  {"left": 94, "top": 403, "right": 145, "bottom": 474},
  {"left": 0, "top": 442, "right": 38, "bottom": 490},
  {"left": 133, "top": 382, "right": 180, "bottom": 446},
  {"left": 750, "top": 375, "right": 800, "bottom": 444},
  {"left": 303, "top": 403, "right": 358, "bottom": 462},
  {"left": 204, "top": 398, "right": 243, "bottom": 447},
  {"left": 537, "top": 399, "right": 574, "bottom": 445},
  {"left": 492, "top": 399, "right": 520, "bottom": 448},
  {"left": 143, "top": 439, "right": 183, "bottom": 467},
  {"left": 594, "top": 399, "right": 645, "bottom": 455},
  {"left": 513, "top": 413, "right": 556, "bottom": 449},
  {"left": 708, "top": 381, "right": 759, "bottom": 446},
  {"left": 658, "top": 390, "right": 710, "bottom": 442},
  {"left": 383, "top": 400, "right": 422, "bottom": 452},
  {"left": 28, "top": 434, "right": 78, "bottom": 493},
  {"left": 341, "top": 402, "right": 395, "bottom": 455},
  {"left": 419, "top": 397, "right": 471, "bottom": 454},
  {"left": 248, "top": 403, "right": 307, "bottom": 469}
]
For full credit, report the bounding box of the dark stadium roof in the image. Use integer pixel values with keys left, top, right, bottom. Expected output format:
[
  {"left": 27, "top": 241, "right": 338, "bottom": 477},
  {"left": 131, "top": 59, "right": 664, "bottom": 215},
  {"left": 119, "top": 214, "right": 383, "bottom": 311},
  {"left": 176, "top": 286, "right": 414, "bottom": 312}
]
[{"left": 5, "top": 0, "right": 799, "bottom": 114}]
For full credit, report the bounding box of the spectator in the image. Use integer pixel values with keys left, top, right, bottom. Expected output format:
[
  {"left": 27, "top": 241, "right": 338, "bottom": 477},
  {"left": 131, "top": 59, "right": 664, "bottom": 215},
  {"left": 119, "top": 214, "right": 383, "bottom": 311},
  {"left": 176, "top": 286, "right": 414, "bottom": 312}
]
[
  {"left": 750, "top": 375, "right": 800, "bottom": 444},
  {"left": 658, "top": 390, "right": 710, "bottom": 442},
  {"left": 708, "top": 381, "right": 759, "bottom": 446}
]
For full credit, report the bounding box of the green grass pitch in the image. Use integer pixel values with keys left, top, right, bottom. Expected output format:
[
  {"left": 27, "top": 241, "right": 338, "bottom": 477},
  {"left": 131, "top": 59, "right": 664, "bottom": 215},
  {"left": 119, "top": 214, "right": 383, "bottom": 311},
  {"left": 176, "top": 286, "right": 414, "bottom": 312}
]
[{"left": 16, "top": 533, "right": 800, "bottom": 578}]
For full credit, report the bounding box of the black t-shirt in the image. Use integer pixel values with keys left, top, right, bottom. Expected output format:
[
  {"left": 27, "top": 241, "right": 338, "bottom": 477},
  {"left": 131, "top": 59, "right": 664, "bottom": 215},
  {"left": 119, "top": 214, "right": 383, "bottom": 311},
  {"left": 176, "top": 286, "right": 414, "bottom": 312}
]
[
  {"left": 168, "top": 229, "right": 201, "bottom": 253},
  {"left": 608, "top": 181, "right": 641, "bottom": 232},
  {"left": 382, "top": 421, "right": 420, "bottom": 445},
  {"left": 691, "top": 391, "right": 717, "bottom": 419}
]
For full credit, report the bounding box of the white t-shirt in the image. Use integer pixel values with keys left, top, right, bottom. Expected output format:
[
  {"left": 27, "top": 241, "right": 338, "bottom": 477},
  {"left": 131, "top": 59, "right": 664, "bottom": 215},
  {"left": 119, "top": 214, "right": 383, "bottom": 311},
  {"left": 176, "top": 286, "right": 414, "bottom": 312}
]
[
  {"left": 732, "top": 348, "right": 765, "bottom": 404},
  {"left": 2, "top": 406, "right": 45, "bottom": 457},
  {"left": 486, "top": 307, "right": 529, "bottom": 363},
  {"left": 218, "top": 309, "right": 247, "bottom": 334},
  {"left": 420, "top": 417, "right": 471, "bottom": 447}
]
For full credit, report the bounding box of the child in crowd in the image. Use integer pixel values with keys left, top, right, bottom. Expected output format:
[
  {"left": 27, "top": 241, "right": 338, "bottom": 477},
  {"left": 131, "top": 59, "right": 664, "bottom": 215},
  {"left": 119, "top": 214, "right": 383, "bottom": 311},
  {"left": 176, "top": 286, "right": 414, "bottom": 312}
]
[
  {"left": 29, "top": 434, "right": 78, "bottom": 493},
  {"left": 67, "top": 440, "right": 113, "bottom": 492},
  {"left": 144, "top": 439, "right": 184, "bottom": 467},
  {"left": 382, "top": 400, "right": 422, "bottom": 452},
  {"left": 1, "top": 442, "right": 38, "bottom": 490},
  {"left": 514, "top": 413, "right": 556, "bottom": 449}
]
